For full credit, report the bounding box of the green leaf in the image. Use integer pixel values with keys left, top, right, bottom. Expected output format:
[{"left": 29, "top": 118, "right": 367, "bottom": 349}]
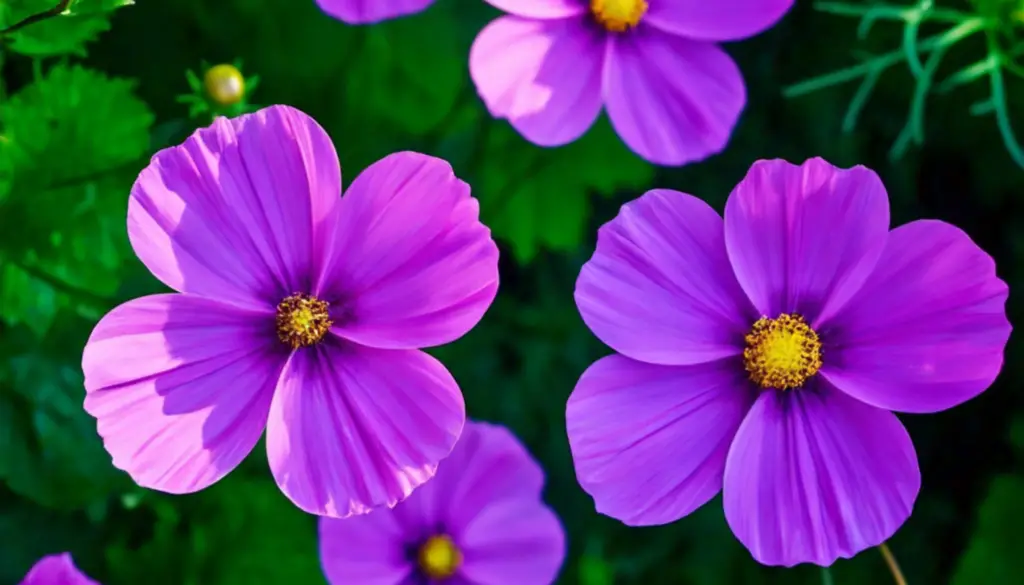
[
  {"left": 63, "top": 0, "right": 135, "bottom": 15},
  {"left": 0, "top": 64, "right": 153, "bottom": 336},
  {"left": 0, "top": 352, "right": 126, "bottom": 509},
  {"left": 475, "top": 117, "right": 653, "bottom": 262},
  {"left": 0, "top": 0, "right": 111, "bottom": 57},
  {"left": 951, "top": 474, "right": 1024, "bottom": 584},
  {"left": 343, "top": 3, "right": 467, "bottom": 135}
]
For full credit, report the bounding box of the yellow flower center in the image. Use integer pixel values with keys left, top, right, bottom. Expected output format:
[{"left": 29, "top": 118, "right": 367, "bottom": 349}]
[
  {"left": 590, "top": 0, "right": 648, "bottom": 32},
  {"left": 275, "top": 293, "right": 332, "bottom": 349},
  {"left": 203, "top": 64, "right": 246, "bottom": 106},
  {"left": 743, "top": 313, "right": 823, "bottom": 390},
  {"left": 418, "top": 534, "right": 462, "bottom": 580}
]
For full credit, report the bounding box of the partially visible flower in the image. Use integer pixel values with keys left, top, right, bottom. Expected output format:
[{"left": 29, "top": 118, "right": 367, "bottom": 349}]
[
  {"left": 469, "top": 0, "right": 794, "bottom": 166},
  {"left": 315, "top": 0, "right": 435, "bottom": 24},
  {"left": 19, "top": 553, "right": 99, "bottom": 585},
  {"left": 566, "top": 157, "right": 1011, "bottom": 566},
  {"left": 319, "top": 420, "right": 566, "bottom": 585},
  {"left": 82, "top": 105, "right": 500, "bottom": 518}
]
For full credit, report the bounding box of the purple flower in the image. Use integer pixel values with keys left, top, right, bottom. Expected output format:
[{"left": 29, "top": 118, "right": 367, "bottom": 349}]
[
  {"left": 19, "top": 554, "right": 99, "bottom": 585},
  {"left": 319, "top": 420, "right": 566, "bottom": 585},
  {"left": 315, "top": 0, "right": 434, "bottom": 24},
  {"left": 566, "top": 158, "right": 1011, "bottom": 566},
  {"left": 82, "top": 105, "right": 499, "bottom": 518},
  {"left": 469, "top": 0, "right": 794, "bottom": 166}
]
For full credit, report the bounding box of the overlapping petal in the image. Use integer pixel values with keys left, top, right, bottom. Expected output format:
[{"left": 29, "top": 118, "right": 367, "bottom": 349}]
[
  {"left": 459, "top": 501, "right": 566, "bottom": 585},
  {"left": 316, "top": 152, "right": 499, "bottom": 349},
  {"left": 315, "top": 0, "right": 435, "bottom": 24},
  {"left": 128, "top": 105, "right": 341, "bottom": 308},
  {"left": 724, "top": 158, "right": 890, "bottom": 322},
  {"left": 603, "top": 28, "right": 746, "bottom": 166},
  {"left": 567, "top": 355, "right": 753, "bottom": 525},
  {"left": 723, "top": 383, "right": 920, "bottom": 567},
  {"left": 470, "top": 15, "right": 605, "bottom": 147},
  {"left": 266, "top": 340, "right": 464, "bottom": 517},
  {"left": 645, "top": 0, "right": 795, "bottom": 41},
  {"left": 401, "top": 421, "right": 547, "bottom": 533},
  {"left": 82, "top": 294, "right": 282, "bottom": 494},
  {"left": 318, "top": 512, "right": 412, "bottom": 585},
  {"left": 822, "top": 220, "right": 1011, "bottom": 413},
  {"left": 576, "top": 189, "right": 753, "bottom": 365},
  {"left": 19, "top": 554, "right": 99, "bottom": 585}
]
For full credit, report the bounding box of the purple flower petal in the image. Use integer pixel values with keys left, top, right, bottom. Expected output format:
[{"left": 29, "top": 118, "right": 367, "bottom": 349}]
[
  {"left": 20, "top": 553, "right": 99, "bottom": 585},
  {"left": 646, "top": 0, "right": 795, "bottom": 42},
  {"left": 822, "top": 220, "right": 1011, "bottom": 413},
  {"left": 319, "top": 511, "right": 412, "bottom": 585},
  {"left": 603, "top": 28, "right": 745, "bottom": 166},
  {"left": 566, "top": 355, "right": 753, "bottom": 525},
  {"left": 265, "top": 340, "right": 464, "bottom": 517},
  {"left": 470, "top": 15, "right": 605, "bottom": 147},
  {"left": 483, "top": 0, "right": 586, "bottom": 19},
  {"left": 315, "top": 0, "right": 435, "bottom": 24},
  {"left": 82, "top": 295, "right": 281, "bottom": 494},
  {"left": 397, "top": 421, "right": 548, "bottom": 534},
  {"left": 576, "top": 189, "right": 752, "bottom": 365},
  {"left": 316, "top": 152, "right": 499, "bottom": 350},
  {"left": 459, "top": 501, "right": 566, "bottom": 585},
  {"left": 723, "top": 158, "right": 890, "bottom": 323},
  {"left": 723, "top": 383, "right": 920, "bottom": 567},
  {"left": 129, "top": 105, "right": 341, "bottom": 308}
]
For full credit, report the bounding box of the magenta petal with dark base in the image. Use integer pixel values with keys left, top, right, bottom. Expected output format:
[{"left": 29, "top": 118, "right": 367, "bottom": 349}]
[
  {"left": 85, "top": 105, "right": 498, "bottom": 517},
  {"left": 319, "top": 421, "right": 566, "bottom": 585},
  {"left": 567, "top": 355, "right": 753, "bottom": 525},
  {"left": 723, "top": 383, "right": 920, "bottom": 567},
  {"left": 19, "top": 554, "right": 99, "bottom": 585},
  {"left": 568, "top": 156, "right": 1008, "bottom": 567},
  {"left": 821, "top": 220, "right": 1011, "bottom": 413}
]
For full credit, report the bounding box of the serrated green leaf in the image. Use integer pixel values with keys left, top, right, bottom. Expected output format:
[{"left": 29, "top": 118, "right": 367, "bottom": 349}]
[
  {"left": 476, "top": 117, "right": 653, "bottom": 262},
  {"left": 0, "top": 353, "right": 125, "bottom": 509},
  {"left": 0, "top": 0, "right": 110, "bottom": 57},
  {"left": 63, "top": 0, "right": 135, "bottom": 15},
  {"left": 950, "top": 474, "right": 1024, "bottom": 584},
  {"left": 0, "top": 64, "right": 153, "bottom": 336}
]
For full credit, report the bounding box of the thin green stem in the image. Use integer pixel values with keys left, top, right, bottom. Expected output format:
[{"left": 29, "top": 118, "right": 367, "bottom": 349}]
[
  {"left": 0, "top": 1, "right": 72, "bottom": 35},
  {"left": 820, "top": 567, "right": 836, "bottom": 585},
  {"left": 878, "top": 542, "right": 907, "bottom": 585},
  {"left": 985, "top": 30, "right": 1024, "bottom": 168},
  {"left": 815, "top": 0, "right": 972, "bottom": 22}
]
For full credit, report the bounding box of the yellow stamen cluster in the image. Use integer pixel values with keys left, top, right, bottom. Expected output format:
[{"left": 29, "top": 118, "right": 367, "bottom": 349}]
[
  {"left": 743, "top": 313, "right": 823, "bottom": 390},
  {"left": 275, "top": 293, "right": 332, "bottom": 349},
  {"left": 590, "top": 0, "right": 648, "bottom": 32},
  {"left": 418, "top": 534, "right": 462, "bottom": 580}
]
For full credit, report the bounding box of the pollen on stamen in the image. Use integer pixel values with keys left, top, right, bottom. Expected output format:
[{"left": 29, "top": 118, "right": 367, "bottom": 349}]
[
  {"left": 743, "top": 313, "right": 823, "bottom": 390},
  {"left": 275, "top": 293, "right": 332, "bottom": 349},
  {"left": 418, "top": 534, "right": 462, "bottom": 580},
  {"left": 590, "top": 0, "right": 648, "bottom": 32}
]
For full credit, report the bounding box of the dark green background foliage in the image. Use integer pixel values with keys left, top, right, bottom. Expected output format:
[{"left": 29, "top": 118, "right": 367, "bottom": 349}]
[{"left": 1, "top": 0, "right": 1023, "bottom": 583}]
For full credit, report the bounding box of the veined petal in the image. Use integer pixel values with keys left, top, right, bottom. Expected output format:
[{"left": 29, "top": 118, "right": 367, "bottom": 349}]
[
  {"left": 19, "top": 554, "right": 99, "bottom": 585},
  {"left": 723, "top": 382, "right": 920, "bottom": 567},
  {"left": 318, "top": 512, "right": 412, "bottom": 585},
  {"left": 316, "top": 0, "right": 435, "bottom": 24},
  {"left": 604, "top": 28, "right": 745, "bottom": 166},
  {"left": 266, "top": 340, "right": 465, "bottom": 517},
  {"left": 470, "top": 15, "right": 605, "bottom": 147},
  {"left": 82, "top": 294, "right": 282, "bottom": 494},
  {"left": 316, "top": 152, "right": 499, "bottom": 349},
  {"left": 646, "top": 0, "right": 794, "bottom": 42},
  {"left": 724, "top": 158, "right": 890, "bottom": 323},
  {"left": 822, "top": 221, "right": 1011, "bottom": 413},
  {"left": 129, "top": 105, "right": 341, "bottom": 307},
  {"left": 458, "top": 501, "right": 566, "bottom": 585},
  {"left": 566, "top": 355, "right": 753, "bottom": 525},
  {"left": 576, "top": 189, "right": 752, "bottom": 365}
]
